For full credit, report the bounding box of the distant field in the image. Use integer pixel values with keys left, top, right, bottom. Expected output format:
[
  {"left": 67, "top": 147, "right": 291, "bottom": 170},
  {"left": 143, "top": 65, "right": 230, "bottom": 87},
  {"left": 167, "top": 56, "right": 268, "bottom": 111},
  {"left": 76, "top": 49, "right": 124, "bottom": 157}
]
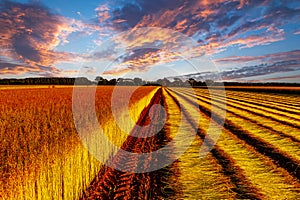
[
  {"left": 223, "top": 86, "right": 300, "bottom": 90},
  {"left": 209, "top": 86, "right": 300, "bottom": 94},
  {"left": 0, "top": 85, "right": 75, "bottom": 90},
  {"left": 1, "top": 86, "right": 300, "bottom": 199}
]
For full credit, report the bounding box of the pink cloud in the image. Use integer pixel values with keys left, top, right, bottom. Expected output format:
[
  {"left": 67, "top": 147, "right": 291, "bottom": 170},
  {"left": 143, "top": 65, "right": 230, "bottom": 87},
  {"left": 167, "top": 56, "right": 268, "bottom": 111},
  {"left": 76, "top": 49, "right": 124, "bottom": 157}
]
[{"left": 0, "top": 1, "right": 96, "bottom": 76}]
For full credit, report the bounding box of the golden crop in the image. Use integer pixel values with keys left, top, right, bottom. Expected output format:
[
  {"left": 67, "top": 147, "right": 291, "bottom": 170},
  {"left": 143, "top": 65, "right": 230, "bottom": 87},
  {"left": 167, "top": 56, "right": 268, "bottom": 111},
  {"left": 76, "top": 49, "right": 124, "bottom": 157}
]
[
  {"left": 1, "top": 86, "right": 300, "bottom": 199},
  {"left": 0, "top": 86, "right": 157, "bottom": 200}
]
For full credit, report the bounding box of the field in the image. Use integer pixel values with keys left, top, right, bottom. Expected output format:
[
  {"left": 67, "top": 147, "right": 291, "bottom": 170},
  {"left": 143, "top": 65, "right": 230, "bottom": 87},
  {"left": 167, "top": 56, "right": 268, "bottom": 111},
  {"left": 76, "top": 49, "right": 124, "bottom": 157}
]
[
  {"left": 0, "top": 86, "right": 158, "bottom": 200},
  {"left": 168, "top": 87, "right": 300, "bottom": 199},
  {"left": 1, "top": 86, "right": 300, "bottom": 199}
]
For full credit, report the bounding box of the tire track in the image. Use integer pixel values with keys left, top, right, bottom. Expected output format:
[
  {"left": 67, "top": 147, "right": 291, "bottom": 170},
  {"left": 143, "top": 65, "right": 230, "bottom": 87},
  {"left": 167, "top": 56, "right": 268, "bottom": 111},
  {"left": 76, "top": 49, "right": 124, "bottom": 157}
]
[{"left": 81, "top": 88, "right": 179, "bottom": 200}]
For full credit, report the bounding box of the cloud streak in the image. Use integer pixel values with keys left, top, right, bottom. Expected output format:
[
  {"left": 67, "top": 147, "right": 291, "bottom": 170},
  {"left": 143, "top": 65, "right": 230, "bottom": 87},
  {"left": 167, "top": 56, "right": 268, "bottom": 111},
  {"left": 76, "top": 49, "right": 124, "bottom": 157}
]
[
  {"left": 171, "top": 59, "right": 300, "bottom": 81},
  {"left": 258, "top": 74, "right": 300, "bottom": 82},
  {"left": 215, "top": 50, "right": 300, "bottom": 64}
]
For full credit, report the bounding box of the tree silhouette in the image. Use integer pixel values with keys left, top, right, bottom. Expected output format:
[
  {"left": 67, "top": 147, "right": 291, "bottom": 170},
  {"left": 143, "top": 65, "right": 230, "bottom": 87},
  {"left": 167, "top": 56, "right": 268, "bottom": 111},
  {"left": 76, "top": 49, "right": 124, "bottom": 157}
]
[{"left": 133, "top": 78, "right": 143, "bottom": 86}]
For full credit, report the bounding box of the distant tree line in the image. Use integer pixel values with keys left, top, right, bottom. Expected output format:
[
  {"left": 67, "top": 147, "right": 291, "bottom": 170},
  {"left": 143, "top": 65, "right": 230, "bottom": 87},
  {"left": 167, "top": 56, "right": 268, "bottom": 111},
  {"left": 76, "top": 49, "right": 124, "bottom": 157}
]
[
  {"left": 0, "top": 77, "right": 92, "bottom": 85},
  {"left": 0, "top": 77, "right": 299, "bottom": 87}
]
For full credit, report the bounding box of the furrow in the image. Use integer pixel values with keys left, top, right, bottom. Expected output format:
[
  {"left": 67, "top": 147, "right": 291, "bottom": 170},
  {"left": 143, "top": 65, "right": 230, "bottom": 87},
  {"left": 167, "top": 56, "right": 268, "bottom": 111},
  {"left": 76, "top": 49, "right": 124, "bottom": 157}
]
[
  {"left": 179, "top": 89, "right": 300, "bottom": 145},
  {"left": 180, "top": 88, "right": 300, "bottom": 128},
  {"left": 169, "top": 88, "right": 300, "bottom": 198},
  {"left": 165, "top": 88, "right": 263, "bottom": 199}
]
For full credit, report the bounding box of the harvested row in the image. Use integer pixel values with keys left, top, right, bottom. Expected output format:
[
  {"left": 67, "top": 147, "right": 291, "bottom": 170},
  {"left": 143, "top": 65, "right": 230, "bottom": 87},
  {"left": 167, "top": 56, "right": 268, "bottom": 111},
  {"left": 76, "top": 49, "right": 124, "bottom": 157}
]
[
  {"left": 215, "top": 91, "right": 300, "bottom": 124},
  {"left": 225, "top": 90, "right": 300, "bottom": 109},
  {"left": 168, "top": 88, "right": 300, "bottom": 199},
  {"left": 183, "top": 88, "right": 300, "bottom": 128},
  {"left": 221, "top": 87, "right": 300, "bottom": 102},
  {"left": 204, "top": 89, "right": 300, "bottom": 117},
  {"left": 177, "top": 88, "right": 300, "bottom": 165},
  {"left": 162, "top": 89, "right": 238, "bottom": 199},
  {"left": 198, "top": 89, "right": 300, "bottom": 144},
  {"left": 178, "top": 88, "right": 300, "bottom": 142},
  {"left": 223, "top": 91, "right": 300, "bottom": 115},
  {"left": 195, "top": 88, "right": 300, "bottom": 113},
  {"left": 165, "top": 88, "right": 264, "bottom": 199}
]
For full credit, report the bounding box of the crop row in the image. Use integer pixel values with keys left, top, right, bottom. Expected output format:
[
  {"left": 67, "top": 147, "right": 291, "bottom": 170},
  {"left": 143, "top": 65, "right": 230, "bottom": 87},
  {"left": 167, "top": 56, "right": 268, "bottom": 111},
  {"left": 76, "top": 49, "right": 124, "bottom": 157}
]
[{"left": 167, "top": 87, "right": 300, "bottom": 199}]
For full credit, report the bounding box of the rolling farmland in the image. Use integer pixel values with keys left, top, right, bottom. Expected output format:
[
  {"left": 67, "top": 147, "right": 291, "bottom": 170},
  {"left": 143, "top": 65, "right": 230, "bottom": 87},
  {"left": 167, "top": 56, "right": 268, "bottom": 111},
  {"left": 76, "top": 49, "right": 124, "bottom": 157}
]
[{"left": 1, "top": 86, "right": 300, "bottom": 199}]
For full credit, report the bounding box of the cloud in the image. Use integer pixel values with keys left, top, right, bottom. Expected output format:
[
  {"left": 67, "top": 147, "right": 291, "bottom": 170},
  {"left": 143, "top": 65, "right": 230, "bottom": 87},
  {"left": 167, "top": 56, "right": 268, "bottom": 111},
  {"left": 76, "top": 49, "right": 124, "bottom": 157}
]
[
  {"left": 2, "top": 0, "right": 299, "bottom": 78},
  {"left": 215, "top": 50, "right": 300, "bottom": 64},
  {"left": 81, "top": 66, "right": 97, "bottom": 76},
  {"left": 94, "top": 27, "right": 205, "bottom": 75},
  {"left": 106, "top": 0, "right": 279, "bottom": 38},
  {"left": 220, "top": 60, "right": 300, "bottom": 80},
  {"left": 294, "top": 29, "right": 300, "bottom": 35},
  {"left": 103, "top": 48, "right": 163, "bottom": 75},
  {"left": 95, "top": 4, "right": 111, "bottom": 23},
  {"left": 259, "top": 74, "right": 300, "bottom": 82},
  {"left": 0, "top": 61, "right": 29, "bottom": 75},
  {"left": 93, "top": 0, "right": 300, "bottom": 75},
  {"left": 208, "top": 50, "right": 300, "bottom": 81},
  {"left": 0, "top": 0, "right": 91, "bottom": 76},
  {"left": 171, "top": 59, "right": 300, "bottom": 81},
  {"left": 0, "top": 59, "right": 61, "bottom": 76}
]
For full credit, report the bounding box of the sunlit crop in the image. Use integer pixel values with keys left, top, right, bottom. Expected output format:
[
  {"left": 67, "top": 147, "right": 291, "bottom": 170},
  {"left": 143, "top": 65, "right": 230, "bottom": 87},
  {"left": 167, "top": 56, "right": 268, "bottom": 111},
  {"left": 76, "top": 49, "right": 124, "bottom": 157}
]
[
  {"left": 1, "top": 86, "right": 300, "bottom": 199},
  {"left": 0, "top": 86, "right": 157, "bottom": 200}
]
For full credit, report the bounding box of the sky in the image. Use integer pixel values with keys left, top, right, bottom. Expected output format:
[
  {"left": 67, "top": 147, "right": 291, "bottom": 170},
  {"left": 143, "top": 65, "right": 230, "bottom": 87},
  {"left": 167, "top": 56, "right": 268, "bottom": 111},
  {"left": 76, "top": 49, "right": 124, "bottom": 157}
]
[{"left": 0, "top": 0, "right": 300, "bottom": 82}]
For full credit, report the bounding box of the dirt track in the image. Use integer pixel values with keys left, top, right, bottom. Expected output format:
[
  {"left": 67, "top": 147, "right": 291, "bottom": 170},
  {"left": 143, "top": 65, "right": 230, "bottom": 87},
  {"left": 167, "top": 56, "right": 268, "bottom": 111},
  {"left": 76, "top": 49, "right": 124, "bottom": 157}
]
[{"left": 81, "top": 88, "right": 180, "bottom": 199}]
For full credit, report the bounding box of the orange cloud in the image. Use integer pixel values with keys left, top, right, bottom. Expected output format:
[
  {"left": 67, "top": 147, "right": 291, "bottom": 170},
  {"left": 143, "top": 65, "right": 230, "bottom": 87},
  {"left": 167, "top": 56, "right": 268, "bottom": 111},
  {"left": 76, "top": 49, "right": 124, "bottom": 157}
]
[
  {"left": 228, "top": 29, "right": 285, "bottom": 48},
  {"left": 100, "top": 27, "right": 205, "bottom": 75},
  {"left": 103, "top": 48, "right": 183, "bottom": 75},
  {"left": 97, "top": 0, "right": 298, "bottom": 75},
  {"left": 200, "top": 27, "right": 285, "bottom": 55},
  {"left": 95, "top": 4, "right": 111, "bottom": 23},
  {"left": 0, "top": 1, "right": 91, "bottom": 76}
]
